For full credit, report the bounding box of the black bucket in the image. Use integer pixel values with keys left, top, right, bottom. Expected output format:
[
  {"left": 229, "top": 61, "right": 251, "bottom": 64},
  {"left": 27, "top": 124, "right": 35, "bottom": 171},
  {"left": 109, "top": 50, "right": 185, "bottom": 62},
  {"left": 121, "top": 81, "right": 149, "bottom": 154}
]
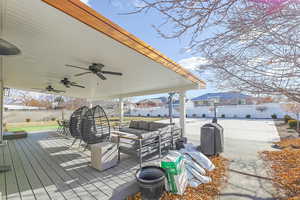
[{"left": 135, "top": 166, "right": 166, "bottom": 200}]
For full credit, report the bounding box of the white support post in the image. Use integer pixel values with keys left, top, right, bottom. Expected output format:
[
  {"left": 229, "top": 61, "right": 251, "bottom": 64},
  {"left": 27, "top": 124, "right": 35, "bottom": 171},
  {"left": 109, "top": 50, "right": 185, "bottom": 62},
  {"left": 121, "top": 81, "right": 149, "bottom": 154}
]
[
  {"left": 119, "top": 98, "right": 124, "bottom": 123},
  {"left": 0, "top": 79, "right": 3, "bottom": 145},
  {"left": 179, "top": 91, "right": 186, "bottom": 136}
]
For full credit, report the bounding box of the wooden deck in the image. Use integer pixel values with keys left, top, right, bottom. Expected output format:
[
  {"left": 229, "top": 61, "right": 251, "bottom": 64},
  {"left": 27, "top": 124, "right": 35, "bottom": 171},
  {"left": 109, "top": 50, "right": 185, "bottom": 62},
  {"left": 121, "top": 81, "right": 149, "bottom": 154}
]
[{"left": 0, "top": 132, "right": 158, "bottom": 200}]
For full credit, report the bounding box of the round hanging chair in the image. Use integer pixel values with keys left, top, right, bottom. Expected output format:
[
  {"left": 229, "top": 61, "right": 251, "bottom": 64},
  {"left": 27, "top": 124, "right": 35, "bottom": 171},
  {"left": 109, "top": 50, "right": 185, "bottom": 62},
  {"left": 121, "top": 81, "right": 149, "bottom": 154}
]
[
  {"left": 69, "top": 106, "right": 89, "bottom": 140},
  {"left": 81, "top": 105, "right": 111, "bottom": 145}
]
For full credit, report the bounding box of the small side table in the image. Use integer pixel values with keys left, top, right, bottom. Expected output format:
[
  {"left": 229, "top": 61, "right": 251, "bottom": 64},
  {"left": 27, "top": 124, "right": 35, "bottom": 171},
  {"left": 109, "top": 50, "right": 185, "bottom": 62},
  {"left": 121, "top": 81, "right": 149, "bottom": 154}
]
[{"left": 91, "top": 142, "right": 118, "bottom": 171}]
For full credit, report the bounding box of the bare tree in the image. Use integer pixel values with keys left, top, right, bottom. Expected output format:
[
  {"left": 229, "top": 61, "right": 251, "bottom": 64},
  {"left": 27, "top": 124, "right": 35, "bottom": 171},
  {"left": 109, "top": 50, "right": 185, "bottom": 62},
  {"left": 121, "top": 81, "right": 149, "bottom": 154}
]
[{"left": 130, "top": 0, "right": 300, "bottom": 102}]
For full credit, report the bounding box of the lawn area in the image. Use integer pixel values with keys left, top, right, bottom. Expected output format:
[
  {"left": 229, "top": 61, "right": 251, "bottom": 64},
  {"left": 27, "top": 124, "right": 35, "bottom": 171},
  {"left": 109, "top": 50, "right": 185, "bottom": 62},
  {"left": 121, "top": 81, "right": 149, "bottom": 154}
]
[
  {"left": 7, "top": 125, "right": 59, "bottom": 132},
  {"left": 5, "top": 117, "right": 164, "bottom": 133},
  {"left": 5, "top": 121, "right": 59, "bottom": 132}
]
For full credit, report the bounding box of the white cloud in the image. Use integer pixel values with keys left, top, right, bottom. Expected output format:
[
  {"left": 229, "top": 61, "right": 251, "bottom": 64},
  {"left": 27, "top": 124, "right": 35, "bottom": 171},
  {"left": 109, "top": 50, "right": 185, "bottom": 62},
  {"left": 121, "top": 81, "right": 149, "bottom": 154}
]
[
  {"left": 80, "top": 0, "right": 91, "bottom": 6},
  {"left": 178, "top": 57, "right": 211, "bottom": 70},
  {"left": 130, "top": 0, "right": 146, "bottom": 7},
  {"left": 110, "top": 0, "right": 145, "bottom": 9}
]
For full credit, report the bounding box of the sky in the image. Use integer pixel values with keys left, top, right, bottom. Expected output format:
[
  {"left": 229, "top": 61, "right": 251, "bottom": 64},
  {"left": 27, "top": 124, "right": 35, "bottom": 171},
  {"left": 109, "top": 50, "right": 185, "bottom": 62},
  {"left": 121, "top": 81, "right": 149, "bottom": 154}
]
[{"left": 79, "top": 0, "right": 220, "bottom": 101}]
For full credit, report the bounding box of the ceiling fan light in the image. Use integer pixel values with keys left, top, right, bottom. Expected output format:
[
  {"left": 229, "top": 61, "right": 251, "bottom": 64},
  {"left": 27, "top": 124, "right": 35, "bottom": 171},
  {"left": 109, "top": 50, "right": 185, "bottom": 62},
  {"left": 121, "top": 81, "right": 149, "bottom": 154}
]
[{"left": 0, "top": 39, "right": 21, "bottom": 56}]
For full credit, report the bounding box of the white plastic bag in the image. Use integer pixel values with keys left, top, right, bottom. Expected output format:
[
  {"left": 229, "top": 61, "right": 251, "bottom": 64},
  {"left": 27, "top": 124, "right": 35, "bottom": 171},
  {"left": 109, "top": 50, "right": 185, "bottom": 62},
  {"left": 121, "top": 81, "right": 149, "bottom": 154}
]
[
  {"left": 186, "top": 165, "right": 212, "bottom": 184},
  {"left": 183, "top": 150, "right": 215, "bottom": 171},
  {"left": 186, "top": 169, "right": 202, "bottom": 187},
  {"left": 185, "top": 158, "right": 206, "bottom": 175}
]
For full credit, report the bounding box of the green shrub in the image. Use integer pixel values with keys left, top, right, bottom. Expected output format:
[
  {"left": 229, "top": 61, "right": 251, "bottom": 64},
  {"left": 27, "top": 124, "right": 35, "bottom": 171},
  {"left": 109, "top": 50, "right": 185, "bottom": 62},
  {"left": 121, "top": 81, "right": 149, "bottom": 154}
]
[
  {"left": 202, "top": 114, "right": 206, "bottom": 118},
  {"left": 25, "top": 118, "right": 31, "bottom": 123},
  {"left": 221, "top": 114, "right": 225, "bottom": 118},
  {"left": 284, "top": 115, "right": 293, "bottom": 123},
  {"left": 288, "top": 120, "right": 298, "bottom": 129},
  {"left": 246, "top": 114, "right": 251, "bottom": 119},
  {"left": 271, "top": 114, "right": 277, "bottom": 119}
]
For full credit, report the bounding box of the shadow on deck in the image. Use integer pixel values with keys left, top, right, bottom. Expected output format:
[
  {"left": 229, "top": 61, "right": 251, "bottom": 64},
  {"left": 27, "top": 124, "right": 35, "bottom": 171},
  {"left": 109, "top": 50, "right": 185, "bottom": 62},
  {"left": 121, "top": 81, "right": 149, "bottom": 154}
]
[{"left": 0, "top": 131, "right": 157, "bottom": 200}]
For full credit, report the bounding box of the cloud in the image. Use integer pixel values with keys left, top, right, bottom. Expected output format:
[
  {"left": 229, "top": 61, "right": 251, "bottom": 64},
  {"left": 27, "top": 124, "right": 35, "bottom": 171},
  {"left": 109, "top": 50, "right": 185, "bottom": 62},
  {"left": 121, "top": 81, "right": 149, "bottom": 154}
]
[
  {"left": 178, "top": 57, "right": 211, "bottom": 70},
  {"left": 130, "top": 0, "right": 146, "bottom": 7},
  {"left": 110, "top": 0, "right": 146, "bottom": 10},
  {"left": 80, "top": 0, "right": 91, "bottom": 6}
]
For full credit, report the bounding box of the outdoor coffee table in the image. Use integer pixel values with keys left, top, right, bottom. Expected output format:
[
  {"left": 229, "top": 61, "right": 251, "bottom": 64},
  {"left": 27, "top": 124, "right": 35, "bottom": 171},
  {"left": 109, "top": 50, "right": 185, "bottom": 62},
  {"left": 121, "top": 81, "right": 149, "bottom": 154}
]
[{"left": 90, "top": 142, "right": 118, "bottom": 171}]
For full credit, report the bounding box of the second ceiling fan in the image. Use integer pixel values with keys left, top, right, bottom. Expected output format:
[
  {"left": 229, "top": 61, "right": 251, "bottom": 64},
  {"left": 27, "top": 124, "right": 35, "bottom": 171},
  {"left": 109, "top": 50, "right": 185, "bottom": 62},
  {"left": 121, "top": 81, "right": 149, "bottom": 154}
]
[{"left": 65, "top": 63, "right": 123, "bottom": 80}]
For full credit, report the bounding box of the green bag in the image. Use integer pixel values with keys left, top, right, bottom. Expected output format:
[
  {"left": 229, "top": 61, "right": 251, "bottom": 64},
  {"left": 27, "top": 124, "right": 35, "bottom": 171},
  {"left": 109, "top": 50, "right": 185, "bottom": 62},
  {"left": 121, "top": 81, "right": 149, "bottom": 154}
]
[{"left": 161, "top": 154, "right": 185, "bottom": 193}]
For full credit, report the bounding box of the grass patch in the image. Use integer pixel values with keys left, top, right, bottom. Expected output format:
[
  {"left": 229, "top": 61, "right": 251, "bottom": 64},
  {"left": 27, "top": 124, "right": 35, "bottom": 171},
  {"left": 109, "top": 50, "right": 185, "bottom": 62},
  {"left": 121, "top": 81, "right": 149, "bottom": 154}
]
[
  {"left": 7, "top": 125, "right": 58, "bottom": 132},
  {"left": 6, "top": 121, "right": 59, "bottom": 132},
  {"left": 5, "top": 117, "right": 164, "bottom": 133}
]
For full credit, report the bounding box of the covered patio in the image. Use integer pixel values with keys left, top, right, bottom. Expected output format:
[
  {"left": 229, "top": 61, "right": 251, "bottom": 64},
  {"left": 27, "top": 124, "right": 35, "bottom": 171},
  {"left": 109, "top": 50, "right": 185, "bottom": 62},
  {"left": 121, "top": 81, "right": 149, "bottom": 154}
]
[
  {"left": 0, "top": 0, "right": 204, "bottom": 135},
  {"left": 0, "top": 0, "right": 205, "bottom": 199}
]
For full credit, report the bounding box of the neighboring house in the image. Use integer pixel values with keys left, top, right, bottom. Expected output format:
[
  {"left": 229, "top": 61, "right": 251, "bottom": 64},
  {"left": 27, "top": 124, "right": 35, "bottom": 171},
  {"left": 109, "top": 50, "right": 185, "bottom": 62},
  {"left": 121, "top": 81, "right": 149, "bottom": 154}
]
[
  {"left": 135, "top": 97, "right": 168, "bottom": 108},
  {"left": 191, "top": 92, "right": 252, "bottom": 107},
  {"left": 169, "top": 99, "right": 193, "bottom": 108}
]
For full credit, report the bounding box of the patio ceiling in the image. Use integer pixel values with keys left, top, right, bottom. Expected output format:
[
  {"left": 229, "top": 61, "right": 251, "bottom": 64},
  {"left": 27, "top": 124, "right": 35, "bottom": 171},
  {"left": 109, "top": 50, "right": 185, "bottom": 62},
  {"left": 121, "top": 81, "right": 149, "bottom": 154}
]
[{"left": 0, "top": 0, "right": 205, "bottom": 100}]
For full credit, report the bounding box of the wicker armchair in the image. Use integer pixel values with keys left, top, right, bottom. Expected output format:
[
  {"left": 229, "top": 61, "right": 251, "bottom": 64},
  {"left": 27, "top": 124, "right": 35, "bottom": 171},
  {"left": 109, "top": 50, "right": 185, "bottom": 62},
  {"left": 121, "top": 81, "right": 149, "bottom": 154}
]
[
  {"left": 69, "top": 106, "right": 89, "bottom": 146},
  {"left": 80, "top": 105, "right": 111, "bottom": 148}
]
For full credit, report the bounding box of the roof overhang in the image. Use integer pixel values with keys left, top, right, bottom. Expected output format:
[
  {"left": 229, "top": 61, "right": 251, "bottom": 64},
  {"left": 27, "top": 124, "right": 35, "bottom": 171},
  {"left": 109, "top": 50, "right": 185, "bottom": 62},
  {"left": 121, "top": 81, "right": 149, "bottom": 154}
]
[{"left": 0, "top": 0, "right": 205, "bottom": 100}]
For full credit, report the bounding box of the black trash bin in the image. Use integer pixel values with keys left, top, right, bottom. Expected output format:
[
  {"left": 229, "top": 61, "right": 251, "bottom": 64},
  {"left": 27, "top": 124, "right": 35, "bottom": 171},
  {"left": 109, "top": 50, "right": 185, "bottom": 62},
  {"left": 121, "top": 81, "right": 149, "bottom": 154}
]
[
  {"left": 136, "top": 166, "right": 166, "bottom": 200},
  {"left": 200, "top": 123, "right": 224, "bottom": 156}
]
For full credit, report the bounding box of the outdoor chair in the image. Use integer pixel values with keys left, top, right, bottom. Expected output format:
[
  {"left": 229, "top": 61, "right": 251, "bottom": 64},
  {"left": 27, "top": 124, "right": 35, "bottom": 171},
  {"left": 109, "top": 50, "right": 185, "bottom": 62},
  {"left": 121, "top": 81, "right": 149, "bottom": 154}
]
[
  {"left": 61, "top": 120, "right": 71, "bottom": 137},
  {"left": 116, "top": 121, "right": 182, "bottom": 168},
  {"left": 56, "top": 120, "right": 64, "bottom": 135},
  {"left": 80, "top": 105, "right": 111, "bottom": 150},
  {"left": 69, "top": 106, "right": 89, "bottom": 147}
]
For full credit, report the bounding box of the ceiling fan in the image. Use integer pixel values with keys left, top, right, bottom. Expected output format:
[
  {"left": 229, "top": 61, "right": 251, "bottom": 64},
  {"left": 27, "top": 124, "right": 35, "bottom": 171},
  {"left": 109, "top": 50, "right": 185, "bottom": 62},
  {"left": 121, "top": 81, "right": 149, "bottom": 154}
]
[
  {"left": 65, "top": 63, "right": 123, "bottom": 80},
  {"left": 32, "top": 85, "right": 65, "bottom": 93},
  {"left": 60, "top": 78, "right": 85, "bottom": 88}
]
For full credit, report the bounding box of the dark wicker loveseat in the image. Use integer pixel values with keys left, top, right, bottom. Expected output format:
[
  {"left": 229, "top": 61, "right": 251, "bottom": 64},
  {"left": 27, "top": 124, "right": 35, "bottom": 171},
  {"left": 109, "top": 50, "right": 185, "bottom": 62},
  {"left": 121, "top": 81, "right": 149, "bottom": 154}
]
[{"left": 116, "top": 121, "right": 182, "bottom": 167}]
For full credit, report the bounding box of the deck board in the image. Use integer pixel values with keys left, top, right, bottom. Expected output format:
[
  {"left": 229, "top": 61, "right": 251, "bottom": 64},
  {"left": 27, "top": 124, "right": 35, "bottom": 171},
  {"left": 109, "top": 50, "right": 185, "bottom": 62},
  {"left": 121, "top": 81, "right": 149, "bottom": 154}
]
[
  {"left": 0, "top": 143, "right": 7, "bottom": 200},
  {"left": 3, "top": 139, "right": 21, "bottom": 200},
  {"left": 24, "top": 138, "right": 101, "bottom": 200},
  {"left": 11, "top": 141, "right": 51, "bottom": 200},
  {"left": 16, "top": 139, "right": 67, "bottom": 200},
  {"left": 7, "top": 141, "right": 35, "bottom": 200},
  {"left": 0, "top": 131, "right": 159, "bottom": 200},
  {"left": 52, "top": 137, "right": 130, "bottom": 189},
  {"left": 19, "top": 139, "right": 82, "bottom": 200},
  {"left": 43, "top": 139, "right": 113, "bottom": 197}
]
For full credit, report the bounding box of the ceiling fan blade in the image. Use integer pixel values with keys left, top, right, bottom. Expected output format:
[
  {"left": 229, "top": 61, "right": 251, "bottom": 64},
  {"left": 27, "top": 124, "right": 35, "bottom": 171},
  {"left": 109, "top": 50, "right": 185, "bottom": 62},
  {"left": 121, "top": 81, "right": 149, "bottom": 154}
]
[
  {"left": 101, "top": 71, "right": 123, "bottom": 76},
  {"left": 70, "top": 83, "right": 85, "bottom": 88},
  {"left": 74, "top": 72, "right": 92, "bottom": 77},
  {"left": 65, "top": 64, "right": 89, "bottom": 71},
  {"left": 53, "top": 89, "right": 65, "bottom": 93},
  {"left": 31, "top": 88, "right": 46, "bottom": 93},
  {"left": 96, "top": 72, "right": 107, "bottom": 80}
]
